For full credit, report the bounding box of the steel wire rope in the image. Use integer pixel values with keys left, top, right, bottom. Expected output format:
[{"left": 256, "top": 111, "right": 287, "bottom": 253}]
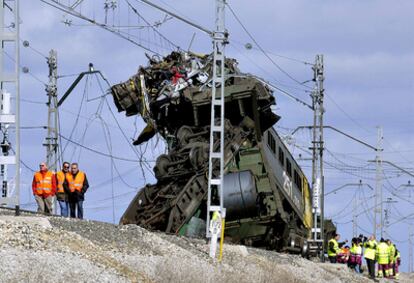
[
  {"left": 391, "top": 202, "right": 411, "bottom": 221},
  {"left": 327, "top": 188, "right": 358, "bottom": 219},
  {"left": 382, "top": 171, "right": 414, "bottom": 205},
  {"left": 39, "top": 0, "right": 164, "bottom": 56},
  {"left": 127, "top": 0, "right": 179, "bottom": 51},
  {"left": 93, "top": 75, "right": 154, "bottom": 186},
  {"left": 293, "top": 143, "right": 377, "bottom": 180},
  {"left": 231, "top": 38, "right": 312, "bottom": 65},
  {"left": 90, "top": 166, "right": 139, "bottom": 193},
  {"left": 20, "top": 98, "right": 45, "bottom": 105},
  {"left": 104, "top": 98, "right": 155, "bottom": 178},
  {"left": 58, "top": 134, "right": 146, "bottom": 162},
  {"left": 226, "top": 2, "right": 312, "bottom": 90},
  {"left": 383, "top": 230, "right": 408, "bottom": 244},
  {"left": 229, "top": 43, "right": 311, "bottom": 94},
  {"left": 68, "top": 82, "right": 108, "bottom": 163},
  {"left": 387, "top": 212, "right": 414, "bottom": 228},
  {"left": 355, "top": 223, "right": 373, "bottom": 235},
  {"left": 335, "top": 200, "right": 384, "bottom": 228},
  {"left": 60, "top": 75, "right": 88, "bottom": 159},
  {"left": 334, "top": 220, "right": 352, "bottom": 225},
  {"left": 360, "top": 184, "right": 375, "bottom": 224},
  {"left": 324, "top": 92, "right": 413, "bottom": 165},
  {"left": 4, "top": 50, "right": 47, "bottom": 85},
  {"left": 59, "top": 107, "right": 120, "bottom": 130},
  {"left": 94, "top": 190, "right": 137, "bottom": 203},
  {"left": 69, "top": 79, "right": 99, "bottom": 162},
  {"left": 97, "top": 112, "right": 117, "bottom": 224}
]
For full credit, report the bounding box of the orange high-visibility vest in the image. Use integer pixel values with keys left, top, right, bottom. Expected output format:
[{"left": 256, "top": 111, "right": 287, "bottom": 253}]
[
  {"left": 34, "top": 171, "right": 54, "bottom": 196},
  {"left": 66, "top": 171, "right": 85, "bottom": 193},
  {"left": 56, "top": 171, "right": 66, "bottom": 193}
]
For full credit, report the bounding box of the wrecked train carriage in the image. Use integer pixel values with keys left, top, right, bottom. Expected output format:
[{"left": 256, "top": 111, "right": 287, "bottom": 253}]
[{"left": 110, "top": 51, "right": 318, "bottom": 253}]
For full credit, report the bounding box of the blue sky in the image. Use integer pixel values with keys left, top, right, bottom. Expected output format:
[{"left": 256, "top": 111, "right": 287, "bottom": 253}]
[{"left": 14, "top": 0, "right": 414, "bottom": 271}]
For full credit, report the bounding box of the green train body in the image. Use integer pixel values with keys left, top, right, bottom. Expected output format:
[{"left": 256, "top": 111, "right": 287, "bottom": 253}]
[{"left": 111, "top": 51, "right": 334, "bottom": 254}]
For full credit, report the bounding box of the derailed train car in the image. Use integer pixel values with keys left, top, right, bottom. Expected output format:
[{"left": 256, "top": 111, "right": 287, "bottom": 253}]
[{"left": 110, "top": 51, "right": 334, "bottom": 254}]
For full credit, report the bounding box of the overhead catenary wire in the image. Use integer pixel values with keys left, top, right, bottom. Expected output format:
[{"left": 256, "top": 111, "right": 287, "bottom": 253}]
[
  {"left": 226, "top": 2, "right": 312, "bottom": 89},
  {"left": 126, "top": 0, "right": 179, "bottom": 50},
  {"left": 39, "top": 0, "right": 166, "bottom": 56},
  {"left": 4, "top": 50, "right": 47, "bottom": 85}
]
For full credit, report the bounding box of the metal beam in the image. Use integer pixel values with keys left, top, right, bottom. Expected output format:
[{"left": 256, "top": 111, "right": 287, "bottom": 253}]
[
  {"left": 57, "top": 70, "right": 106, "bottom": 107},
  {"left": 291, "top": 125, "right": 378, "bottom": 151}
]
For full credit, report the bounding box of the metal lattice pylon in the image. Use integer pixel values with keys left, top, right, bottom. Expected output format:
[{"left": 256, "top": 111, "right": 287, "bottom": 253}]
[
  {"left": 0, "top": 0, "right": 20, "bottom": 211},
  {"left": 206, "top": 0, "right": 227, "bottom": 247}
]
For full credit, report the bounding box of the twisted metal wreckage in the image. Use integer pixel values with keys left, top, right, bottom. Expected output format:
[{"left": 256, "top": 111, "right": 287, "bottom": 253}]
[{"left": 110, "top": 51, "right": 335, "bottom": 253}]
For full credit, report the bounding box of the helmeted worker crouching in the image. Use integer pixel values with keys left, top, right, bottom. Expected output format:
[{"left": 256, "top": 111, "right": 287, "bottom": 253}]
[
  {"left": 327, "top": 233, "right": 347, "bottom": 263},
  {"left": 64, "top": 163, "right": 89, "bottom": 219},
  {"left": 376, "top": 238, "right": 390, "bottom": 278},
  {"left": 32, "top": 162, "right": 56, "bottom": 214}
]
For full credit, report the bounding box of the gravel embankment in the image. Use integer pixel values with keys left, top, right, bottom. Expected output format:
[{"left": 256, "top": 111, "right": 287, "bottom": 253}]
[{"left": 0, "top": 211, "right": 411, "bottom": 283}]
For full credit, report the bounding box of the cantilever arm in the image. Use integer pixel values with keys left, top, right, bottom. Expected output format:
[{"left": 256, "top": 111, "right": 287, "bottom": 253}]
[{"left": 57, "top": 70, "right": 110, "bottom": 107}]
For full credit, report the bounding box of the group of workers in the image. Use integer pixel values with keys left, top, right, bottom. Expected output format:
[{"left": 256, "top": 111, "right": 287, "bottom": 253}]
[
  {"left": 32, "top": 161, "right": 89, "bottom": 219},
  {"left": 328, "top": 233, "right": 401, "bottom": 280}
]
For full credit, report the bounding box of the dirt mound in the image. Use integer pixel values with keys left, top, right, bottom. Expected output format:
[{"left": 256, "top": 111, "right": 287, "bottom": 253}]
[{"left": 0, "top": 214, "right": 410, "bottom": 283}]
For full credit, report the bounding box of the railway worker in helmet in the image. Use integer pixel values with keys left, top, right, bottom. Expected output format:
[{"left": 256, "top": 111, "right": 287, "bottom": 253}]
[
  {"left": 386, "top": 239, "right": 396, "bottom": 277},
  {"left": 328, "top": 233, "right": 347, "bottom": 263},
  {"left": 65, "top": 163, "right": 89, "bottom": 219},
  {"left": 363, "top": 235, "right": 377, "bottom": 279},
  {"left": 32, "top": 162, "right": 56, "bottom": 214},
  {"left": 55, "top": 161, "right": 70, "bottom": 217},
  {"left": 376, "top": 238, "right": 390, "bottom": 278}
]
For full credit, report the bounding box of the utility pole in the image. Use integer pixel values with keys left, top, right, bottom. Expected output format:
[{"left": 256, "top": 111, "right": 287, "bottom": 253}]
[
  {"left": 43, "top": 49, "right": 59, "bottom": 214},
  {"left": 206, "top": 0, "right": 227, "bottom": 259},
  {"left": 44, "top": 50, "right": 59, "bottom": 172},
  {"left": 0, "top": 0, "right": 20, "bottom": 214},
  {"left": 374, "top": 126, "right": 383, "bottom": 238},
  {"left": 310, "top": 54, "right": 325, "bottom": 259},
  {"left": 352, "top": 183, "right": 361, "bottom": 237},
  {"left": 409, "top": 224, "right": 413, "bottom": 273},
  {"left": 383, "top": 197, "right": 397, "bottom": 236}
]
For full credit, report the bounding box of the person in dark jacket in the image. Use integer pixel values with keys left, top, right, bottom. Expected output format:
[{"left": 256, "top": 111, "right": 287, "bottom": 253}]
[
  {"left": 55, "top": 162, "right": 70, "bottom": 217},
  {"left": 64, "top": 163, "right": 89, "bottom": 219}
]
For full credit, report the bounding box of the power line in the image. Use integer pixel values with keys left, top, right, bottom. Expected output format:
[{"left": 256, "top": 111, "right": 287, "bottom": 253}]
[
  {"left": 39, "top": 0, "right": 165, "bottom": 55},
  {"left": 126, "top": 0, "right": 179, "bottom": 50},
  {"left": 4, "top": 50, "right": 47, "bottom": 85},
  {"left": 226, "top": 2, "right": 311, "bottom": 89},
  {"left": 59, "top": 133, "right": 148, "bottom": 163},
  {"left": 229, "top": 43, "right": 311, "bottom": 93},
  {"left": 231, "top": 38, "right": 311, "bottom": 65}
]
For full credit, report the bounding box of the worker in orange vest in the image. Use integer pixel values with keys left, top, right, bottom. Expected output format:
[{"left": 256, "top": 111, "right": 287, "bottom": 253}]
[
  {"left": 32, "top": 162, "right": 56, "bottom": 214},
  {"left": 64, "top": 162, "right": 89, "bottom": 219},
  {"left": 55, "top": 161, "right": 70, "bottom": 217}
]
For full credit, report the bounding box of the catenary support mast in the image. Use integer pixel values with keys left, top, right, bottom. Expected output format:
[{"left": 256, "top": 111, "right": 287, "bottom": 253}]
[
  {"left": 0, "top": 0, "right": 20, "bottom": 214},
  {"left": 374, "top": 126, "right": 383, "bottom": 238},
  {"left": 44, "top": 50, "right": 59, "bottom": 173},
  {"left": 310, "top": 54, "right": 325, "bottom": 259},
  {"left": 206, "top": 0, "right": 227, "bottom": 258},
  {"left": 44, "top": 49, "right": 59, "bottom": 214}
]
